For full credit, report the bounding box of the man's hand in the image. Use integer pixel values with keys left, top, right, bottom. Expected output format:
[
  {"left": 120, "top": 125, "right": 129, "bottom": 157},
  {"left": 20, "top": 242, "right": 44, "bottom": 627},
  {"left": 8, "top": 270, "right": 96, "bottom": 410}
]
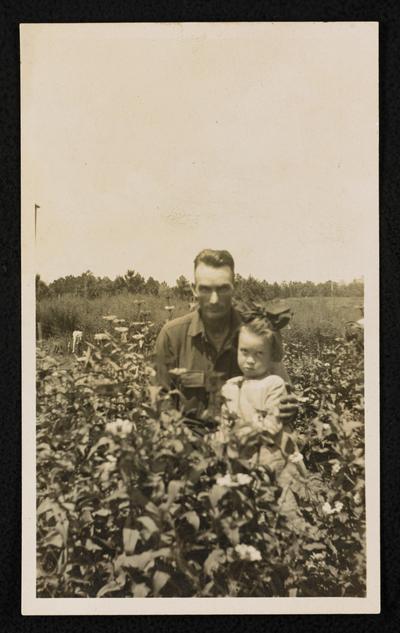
[{"left": 278, "top": 387, "right": 299, "bottom": 424}]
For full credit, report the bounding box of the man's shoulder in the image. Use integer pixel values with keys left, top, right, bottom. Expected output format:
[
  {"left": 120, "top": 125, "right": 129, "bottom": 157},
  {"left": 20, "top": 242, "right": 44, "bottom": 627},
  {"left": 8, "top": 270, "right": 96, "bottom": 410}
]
[{"left": 159, "top": 311, "right": 196, "bottom": 335}]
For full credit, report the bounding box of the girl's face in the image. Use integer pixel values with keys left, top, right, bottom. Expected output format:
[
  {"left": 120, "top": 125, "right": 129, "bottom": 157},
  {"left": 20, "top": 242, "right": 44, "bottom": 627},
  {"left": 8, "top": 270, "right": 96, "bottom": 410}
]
[{"left": 237, "top": 327, "right": 273, "bottom": 379}]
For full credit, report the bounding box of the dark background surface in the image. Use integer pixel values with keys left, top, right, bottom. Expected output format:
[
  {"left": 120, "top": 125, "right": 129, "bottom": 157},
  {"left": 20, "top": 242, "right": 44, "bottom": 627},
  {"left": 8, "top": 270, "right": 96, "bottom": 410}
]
[{"left": 0, "top": 1, "right": 399, "bottom": 631}]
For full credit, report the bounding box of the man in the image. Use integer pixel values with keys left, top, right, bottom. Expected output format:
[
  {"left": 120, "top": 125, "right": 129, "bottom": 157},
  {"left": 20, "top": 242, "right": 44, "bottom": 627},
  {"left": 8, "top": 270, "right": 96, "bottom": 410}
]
[{"left": 154, "top": 249, "right": 297, "bottom": 420}]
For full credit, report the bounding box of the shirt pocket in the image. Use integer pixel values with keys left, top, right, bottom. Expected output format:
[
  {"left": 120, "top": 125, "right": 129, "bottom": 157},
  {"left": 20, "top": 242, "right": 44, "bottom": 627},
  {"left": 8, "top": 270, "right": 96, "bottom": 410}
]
[{"left": 179, "top": 370, "right": 206, "bottom": 388}]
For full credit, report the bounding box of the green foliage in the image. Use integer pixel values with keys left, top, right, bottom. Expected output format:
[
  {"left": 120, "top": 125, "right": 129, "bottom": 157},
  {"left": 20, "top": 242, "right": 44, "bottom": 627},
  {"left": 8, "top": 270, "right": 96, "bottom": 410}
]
[
  {"left": 36, "top": 318, "right": 365, "bottom": 598},
  {"left": 39, "top": 268, "right": 363, "bottom": 302},
  {"left": 174, "top": 275, "right": 192, "bottom": 300}
]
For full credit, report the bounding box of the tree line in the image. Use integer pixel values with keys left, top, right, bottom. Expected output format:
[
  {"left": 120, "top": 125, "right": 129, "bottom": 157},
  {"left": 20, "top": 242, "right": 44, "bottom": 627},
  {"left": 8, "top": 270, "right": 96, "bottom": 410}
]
[{"left": 36, "top": 270, "right": 364, "bottom": 302}]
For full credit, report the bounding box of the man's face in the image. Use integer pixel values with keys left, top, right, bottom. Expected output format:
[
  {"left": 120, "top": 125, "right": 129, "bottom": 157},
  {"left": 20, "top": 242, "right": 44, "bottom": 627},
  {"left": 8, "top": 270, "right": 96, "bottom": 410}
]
[{"left": 193, "top": 263, "right": 234, "bottom": 321}]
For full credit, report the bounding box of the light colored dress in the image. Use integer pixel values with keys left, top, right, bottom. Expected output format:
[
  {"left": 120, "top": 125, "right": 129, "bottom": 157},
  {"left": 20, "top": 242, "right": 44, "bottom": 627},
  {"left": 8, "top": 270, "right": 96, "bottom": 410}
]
[{"left": 221, "top": 374, "right": 306, "bottom": 522}]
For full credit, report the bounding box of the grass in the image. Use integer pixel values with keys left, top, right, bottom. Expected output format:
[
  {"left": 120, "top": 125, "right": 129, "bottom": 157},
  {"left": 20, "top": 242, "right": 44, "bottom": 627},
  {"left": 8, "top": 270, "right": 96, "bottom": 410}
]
[{"left": 36, "top": 293, "right": 363, "bottom": 351}]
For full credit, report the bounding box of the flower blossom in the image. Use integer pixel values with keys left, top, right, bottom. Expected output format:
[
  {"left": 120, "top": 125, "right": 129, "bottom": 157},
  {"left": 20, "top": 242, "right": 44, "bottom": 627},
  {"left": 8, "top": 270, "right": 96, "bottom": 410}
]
[
  {"left": 106, "top": 418, "right": 133, "bottom": 437},
  {"left": 322, "top": 500, "right": 344, "bottom": 515},
  {"left": 353, "top": 492, "right": 362, "bottom": 505},
  {"left": 235, "top": 544, "right": 262, "bottom": 562},
  {"left": 289, "top": 452, "right": 304, "bottom": 464},
  {"left": 216, "top": 473, "right": 252, "bottom": 487}
]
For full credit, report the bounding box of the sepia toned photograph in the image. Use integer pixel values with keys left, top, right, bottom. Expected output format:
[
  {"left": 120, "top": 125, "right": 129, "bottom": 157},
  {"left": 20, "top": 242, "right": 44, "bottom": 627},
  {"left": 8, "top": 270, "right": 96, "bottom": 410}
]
[{"left": 21, "top": 22, "right": 379, "bottom": 614}]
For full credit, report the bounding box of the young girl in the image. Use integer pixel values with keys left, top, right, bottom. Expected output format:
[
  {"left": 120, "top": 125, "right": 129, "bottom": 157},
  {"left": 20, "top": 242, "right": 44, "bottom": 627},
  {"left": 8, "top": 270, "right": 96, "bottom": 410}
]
[{"left": 220, "top": 309, "right": 307, "bottom": 522}]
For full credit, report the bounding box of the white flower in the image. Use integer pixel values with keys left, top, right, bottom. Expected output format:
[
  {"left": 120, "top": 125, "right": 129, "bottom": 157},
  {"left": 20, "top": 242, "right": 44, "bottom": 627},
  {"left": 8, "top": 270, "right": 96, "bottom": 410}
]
[
  {"left": 106, "top": 418, "right": 133, "bottom": 437},
  {"left": 289, "top": 452, "right": 304, "bottom": 464},
  {"left": 235, "top": 544, "right": 262, "bottom": 562},
  {"left": 322, "top": 502, "right": 335, "bottom": 515},
  {"left": 311, "top": 552, "right": 326, "bottom": 561},
  {"left": 353, "top": 492, "right": 362, "bottom": 505},
  {"left": 216, "top": 473, "right": 252, "bottom": 487},
  {"left": 331, "top": 461, "right": 341, "bottom": 475},
  {"left": 216, "top": 474, "right": 233, "bottom": 487},
  {"left": 334, "top": 501, "right": 344, "bottom": 513},
  {"left": 102, "top": 315, "right": 118, "bottom": 321},
  {"left": 94, "top": 332, "right": 110, "bottom": 341},
  {"left": 322, "top": 423, "right": 331, "bottom": 431}
]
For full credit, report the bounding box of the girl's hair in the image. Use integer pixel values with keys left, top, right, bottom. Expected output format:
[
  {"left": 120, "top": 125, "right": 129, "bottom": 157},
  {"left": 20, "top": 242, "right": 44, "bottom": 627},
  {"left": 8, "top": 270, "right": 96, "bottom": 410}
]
[
  {"left": 240, "top": 317, "right": 273, "bottom": 339},
  {"left": 239, "top": 318, "right": 283, "bottom": 361}
]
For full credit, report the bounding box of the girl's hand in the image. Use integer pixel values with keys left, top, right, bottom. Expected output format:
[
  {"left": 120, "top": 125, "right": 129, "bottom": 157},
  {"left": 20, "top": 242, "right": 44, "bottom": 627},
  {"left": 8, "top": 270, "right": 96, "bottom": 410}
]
[{"left": 262, "top": 416, "right": 282, "bottom": 435}]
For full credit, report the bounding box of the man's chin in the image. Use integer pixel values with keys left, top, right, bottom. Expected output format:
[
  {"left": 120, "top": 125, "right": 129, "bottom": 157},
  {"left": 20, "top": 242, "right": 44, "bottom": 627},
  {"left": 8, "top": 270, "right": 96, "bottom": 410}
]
[{"left": 204, "top": 309, "right": 228, "bottom": 319}]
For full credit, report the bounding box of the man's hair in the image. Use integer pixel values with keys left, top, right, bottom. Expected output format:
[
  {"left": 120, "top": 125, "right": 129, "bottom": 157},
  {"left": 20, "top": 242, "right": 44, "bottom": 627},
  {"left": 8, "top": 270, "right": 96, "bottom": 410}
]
[{"left": 194, "top": 249, "right": 235, "bottom": 276}]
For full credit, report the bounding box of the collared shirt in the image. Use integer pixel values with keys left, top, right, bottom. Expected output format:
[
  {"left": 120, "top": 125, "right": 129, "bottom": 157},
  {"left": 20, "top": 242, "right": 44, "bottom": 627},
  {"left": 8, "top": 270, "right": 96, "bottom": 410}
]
[{"left": 154, "top": 308, "right": 285, "bottom": 405}]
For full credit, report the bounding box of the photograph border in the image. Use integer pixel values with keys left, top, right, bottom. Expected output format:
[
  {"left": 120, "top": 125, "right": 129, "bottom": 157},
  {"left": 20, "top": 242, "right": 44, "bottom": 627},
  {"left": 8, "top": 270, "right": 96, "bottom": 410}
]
[{"left": 21, "top": 21, "right": 379, "bottom": 615}]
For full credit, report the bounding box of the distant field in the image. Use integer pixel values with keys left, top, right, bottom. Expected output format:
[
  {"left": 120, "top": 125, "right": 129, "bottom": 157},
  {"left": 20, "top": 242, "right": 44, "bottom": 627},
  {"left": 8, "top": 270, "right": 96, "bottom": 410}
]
[{"left": 36, "top": 293, "right": 363, "bottom": 352}]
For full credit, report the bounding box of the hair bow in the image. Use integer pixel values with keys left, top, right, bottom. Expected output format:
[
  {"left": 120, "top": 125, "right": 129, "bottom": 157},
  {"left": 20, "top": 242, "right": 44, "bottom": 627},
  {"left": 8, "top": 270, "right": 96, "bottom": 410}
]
[{"left": 236, "top": 299, "right": 293, "bottom": 330}]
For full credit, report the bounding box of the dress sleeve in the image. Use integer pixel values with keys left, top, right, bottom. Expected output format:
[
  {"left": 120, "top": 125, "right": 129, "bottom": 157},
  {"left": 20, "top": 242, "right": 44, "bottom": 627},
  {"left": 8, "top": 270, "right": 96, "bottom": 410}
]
[{"left": 262, "top": 375, "right": 287, "bottom": 417}]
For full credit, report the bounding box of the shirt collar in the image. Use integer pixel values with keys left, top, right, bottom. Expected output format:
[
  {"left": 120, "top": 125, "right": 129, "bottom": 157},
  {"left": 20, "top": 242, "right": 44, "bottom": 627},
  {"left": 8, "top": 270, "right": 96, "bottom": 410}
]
[{"left": 188, "top": 307, "right": 242, "bottom": 340}]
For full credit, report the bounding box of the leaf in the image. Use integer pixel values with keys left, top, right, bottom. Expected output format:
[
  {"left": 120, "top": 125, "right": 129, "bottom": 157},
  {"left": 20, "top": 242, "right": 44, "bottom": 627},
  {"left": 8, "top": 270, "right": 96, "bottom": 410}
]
[
  {"left": 86, "top": 437, "right": 111, "bottom": 461},
  {"left": 209, "top": 485, "right": 228, "bottom": 508},
  {"left": 303, "top": 542, "right": 326, "bottom": 551},
  {"left": 165, "top": 480, "right": 184, "bottom": 509},
  {"left": 122, "top": 551, "right": 153, "bottom": 570},
  {"left": 133, "top": 583, "right": 150, "bottom": 597},
  {"left": 137, "top": 516, "right": 159, "bottom": 536},
  {"left": 204, "top": 548, "right": 226, "bottom": 577},
  {"left": 85, "top": 538, "right": 103, "bottom": 552},
  {"left": 37, "top": 498, "right": 57, "bottom": 516},
  {"left": 123, "top": 528, "right": 140, "bottom": 555},
  {"left": 96, "top": 572, "right": 126, "bottom": 597},
  {"left": 55, "top": 520, "right": 69, "bottom": 546},
  {"left": 152, "top": 570, "right": 170, "bottom": 596},
  {"left": 42, "top": 532, "right": 64, "bottom": 548},
  {"left": 123, "top": 548, "right": 171, "bottom": 570},
  {"left": 182, "top": 511, "right": 200, "bottom": 531}
]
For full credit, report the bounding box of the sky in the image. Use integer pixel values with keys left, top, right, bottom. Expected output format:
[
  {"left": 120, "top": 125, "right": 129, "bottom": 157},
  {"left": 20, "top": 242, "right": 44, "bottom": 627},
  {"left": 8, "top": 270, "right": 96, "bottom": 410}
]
[{"left": 21, "top": 22, "right": 378, "bottom": 285}]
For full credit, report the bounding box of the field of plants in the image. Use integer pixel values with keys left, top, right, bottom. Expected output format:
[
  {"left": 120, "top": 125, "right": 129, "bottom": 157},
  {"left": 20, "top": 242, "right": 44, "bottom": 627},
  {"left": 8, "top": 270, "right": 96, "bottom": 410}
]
[{"left": 36, "top": 296, "right": 365, "bottom": 598}]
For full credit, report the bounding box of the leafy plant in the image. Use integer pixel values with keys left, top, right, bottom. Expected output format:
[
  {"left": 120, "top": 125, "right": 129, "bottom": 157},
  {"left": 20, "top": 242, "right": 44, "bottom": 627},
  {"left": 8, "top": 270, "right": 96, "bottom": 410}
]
[{"left": 36, "top": 317, "right": 365, "bottom": 597}]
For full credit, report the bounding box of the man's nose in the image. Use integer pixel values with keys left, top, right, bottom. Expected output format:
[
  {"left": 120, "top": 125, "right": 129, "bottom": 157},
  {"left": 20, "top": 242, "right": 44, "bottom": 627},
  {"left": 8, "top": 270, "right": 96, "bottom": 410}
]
[{"left": 209, "top": 290, "right": 219, "bottom": 304}]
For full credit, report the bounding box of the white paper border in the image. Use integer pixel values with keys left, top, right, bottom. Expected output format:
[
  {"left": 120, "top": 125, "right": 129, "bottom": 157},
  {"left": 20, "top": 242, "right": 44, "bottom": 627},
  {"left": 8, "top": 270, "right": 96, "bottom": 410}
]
[{"left": 21, "top": 21, "right": 380, "bottom": 615}]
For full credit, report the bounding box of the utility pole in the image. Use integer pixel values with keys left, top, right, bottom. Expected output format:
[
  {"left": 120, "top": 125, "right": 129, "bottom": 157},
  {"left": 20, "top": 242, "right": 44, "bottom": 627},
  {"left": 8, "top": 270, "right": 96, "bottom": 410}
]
[{"left": 35, "top": 204, "right": 40, "bottom": 240}]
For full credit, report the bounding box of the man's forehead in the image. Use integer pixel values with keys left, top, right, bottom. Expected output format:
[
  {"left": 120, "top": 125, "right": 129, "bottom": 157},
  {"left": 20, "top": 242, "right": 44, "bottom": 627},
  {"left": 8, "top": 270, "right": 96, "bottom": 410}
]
[{"left": 194, "top": 263, "right": 234, "bottom": 284}]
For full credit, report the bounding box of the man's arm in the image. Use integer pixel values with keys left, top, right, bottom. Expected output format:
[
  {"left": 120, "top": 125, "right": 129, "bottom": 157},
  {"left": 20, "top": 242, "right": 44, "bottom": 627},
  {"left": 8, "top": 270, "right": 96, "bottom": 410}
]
[
  {"left": 269, "top": 361, "right": 298, "bottom": 423},
  {"left": 154, "top": 325, "right": 176, "bottom": 391},
  {"left": 269, "top": 360, "right": 290, "bottom": 384}
]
